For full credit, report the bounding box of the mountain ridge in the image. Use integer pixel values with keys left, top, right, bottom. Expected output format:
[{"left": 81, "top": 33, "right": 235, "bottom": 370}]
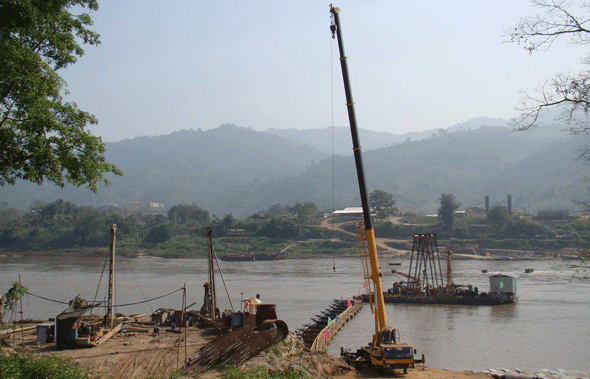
[{"left": 0, "top": 119, "right": 587, "bottom": 217}]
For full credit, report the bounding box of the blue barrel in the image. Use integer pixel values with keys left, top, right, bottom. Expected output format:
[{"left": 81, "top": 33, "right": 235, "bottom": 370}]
[{"left": 231, "top": 312, "right": 243, "bottom": 328}]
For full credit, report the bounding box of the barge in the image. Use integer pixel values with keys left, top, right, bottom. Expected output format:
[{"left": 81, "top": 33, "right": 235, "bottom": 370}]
[{"left": 356, "top": 234, "right": 517, "bottom": 306}]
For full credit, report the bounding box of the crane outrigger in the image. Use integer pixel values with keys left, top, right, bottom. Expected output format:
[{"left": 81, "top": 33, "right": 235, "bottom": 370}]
[{"left": 330, "top": 4, "right": 424, "bottom": 374}]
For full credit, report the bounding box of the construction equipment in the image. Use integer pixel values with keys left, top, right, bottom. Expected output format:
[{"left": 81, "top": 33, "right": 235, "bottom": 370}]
[{"left": 330, "top": 5, "right": 424, "bottom": 374}]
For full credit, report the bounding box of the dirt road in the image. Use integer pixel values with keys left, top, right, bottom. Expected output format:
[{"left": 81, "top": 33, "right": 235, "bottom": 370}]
[{"left": 320, "top": 218, "right": 409, "bottom": 257}]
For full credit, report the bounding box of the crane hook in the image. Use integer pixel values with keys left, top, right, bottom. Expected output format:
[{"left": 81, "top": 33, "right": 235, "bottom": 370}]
[{"left": 330, "top": 5, "right": 337, "bottom": 39}]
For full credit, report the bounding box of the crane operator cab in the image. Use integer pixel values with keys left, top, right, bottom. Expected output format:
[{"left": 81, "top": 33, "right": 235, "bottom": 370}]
[
  {"left": 381, "top": 327, "right": 403, "bottom": 344},
  {"left": 369, "top": 327, "right": 417, "bottom": 373}
]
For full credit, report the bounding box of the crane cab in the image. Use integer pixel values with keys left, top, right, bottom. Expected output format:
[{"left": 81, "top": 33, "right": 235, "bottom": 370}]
[
  {"left": 368, "top": 327, "right": 416, "bottom": 373},
  {"left": 380, "top": 327, "right": 402, "bottom": 344}
]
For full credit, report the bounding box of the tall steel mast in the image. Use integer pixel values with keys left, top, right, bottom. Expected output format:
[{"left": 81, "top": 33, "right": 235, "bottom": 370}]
[{"left": 330, "top": 4, "right": 387, "bottom": 333}]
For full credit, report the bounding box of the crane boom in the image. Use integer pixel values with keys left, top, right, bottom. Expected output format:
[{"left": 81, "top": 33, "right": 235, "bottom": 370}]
[
  {"left": 330, "top": 5, "right": 423, "bottom": 374},
  {"left": 329, "top": 4, "right": 387, "bottom": 334}
]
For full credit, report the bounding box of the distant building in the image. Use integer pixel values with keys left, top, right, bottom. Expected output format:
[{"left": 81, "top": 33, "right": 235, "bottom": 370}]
[
  {"left": 454, "top": 211, "right": 466, "bottom": 218},
  {"left": 148, "top": 201, "right": 164, "bottom": 209},
  {"left": 332, "top": 207, "right": 376, "bottom": 218}
]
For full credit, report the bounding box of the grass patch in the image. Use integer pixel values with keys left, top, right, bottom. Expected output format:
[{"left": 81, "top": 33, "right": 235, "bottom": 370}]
[
  {"left": 224, "top": 366, "right": 313, "bottom": 379},
  {"left": 0, "top": 353, "right": 100, "bottom": 379}
]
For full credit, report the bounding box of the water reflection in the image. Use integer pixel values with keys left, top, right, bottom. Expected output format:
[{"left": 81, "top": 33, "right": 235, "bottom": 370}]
[{"left": 490, "top": 303, "right": 518, "bottom": 321}]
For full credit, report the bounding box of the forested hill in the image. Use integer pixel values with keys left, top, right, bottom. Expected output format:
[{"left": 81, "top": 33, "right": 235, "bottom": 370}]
[
  {"left": 265, "top": 117, "right": 509, "bottom": 156},
  {"left": 0, "top": 124, "right": 327, "bottom": 213},
  {"left": 216, "top": 125, "right": 590, "bottom": 215},
  {"left": 0, "top": 123, "right": 588, "bottom": 216}
]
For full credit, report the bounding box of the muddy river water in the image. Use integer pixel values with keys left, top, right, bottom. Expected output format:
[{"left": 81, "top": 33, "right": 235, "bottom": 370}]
[{"left": 1, "top": 256, "right": 589, "bottom": 372}]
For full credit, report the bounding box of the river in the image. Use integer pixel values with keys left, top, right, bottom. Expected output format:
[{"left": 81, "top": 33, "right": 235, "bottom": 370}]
[{"left": 1, "top": 255, "right": 588, "bottom": 372}]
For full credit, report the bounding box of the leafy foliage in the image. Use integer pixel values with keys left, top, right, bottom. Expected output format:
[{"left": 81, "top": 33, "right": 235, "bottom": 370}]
[
  {"left": 0, "top": 354, "right": 100, "bottom": 379},
  {"left": 369, "top": 189, "right": 398, "bottom": 220},
  {"left": 2, "top": 281, "right": 27, "bottom": 321},
  {"left": 224, "top": 366, "right": 313, "bottom": 379},
  {"left": 4, "top": 198, "right": 590, "bottom": 259},
  {"left": 258, "top": 218, "right": 300, "bottom": 239},
  {"left": 267, "top": 203, "right": 286, "bottom": 216},
  {"left": 507, "top": 0, "right": 590, "bottom": 133},
  {"left": 487, "top": 205, "right": 510, "bottom": 234},
  {"left": 167, "top": 204, "right": 209, "bottom": 224},
  {"left": 287, "top": 202, "right": 318, "bottom": 221},
  {"left": 0, "top": 0, "right": 121, "bottom": 191},
  {"left": 438, "top": 193, "right": 460, "bottom": 231}
]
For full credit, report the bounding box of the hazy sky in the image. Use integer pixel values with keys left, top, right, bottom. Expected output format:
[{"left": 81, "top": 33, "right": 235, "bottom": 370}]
[{"left": 60, "top": 0, "right": 590, "bottom": 142}]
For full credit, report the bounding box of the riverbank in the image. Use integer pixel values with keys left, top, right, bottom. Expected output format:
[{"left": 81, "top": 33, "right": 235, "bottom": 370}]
[
  {"left": 4, "top": 326, "right": 588, "bottom": 379},
  {"left": 1, "top": 324, "right": 492, "bottom": 378},
  {"left": 0, "top": 246, "right": 581, "bottom": 261}
]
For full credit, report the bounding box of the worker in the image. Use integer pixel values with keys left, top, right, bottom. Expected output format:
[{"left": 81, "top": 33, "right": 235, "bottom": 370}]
[{"left": 243, "top": 294, "right": 262, "bottom": 314}]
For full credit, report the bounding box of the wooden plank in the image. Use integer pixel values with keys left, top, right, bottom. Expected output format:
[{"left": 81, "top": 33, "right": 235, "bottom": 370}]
[
  {"left": 92, "top": 323, "right": 122, "bottom": 346},
  {"left": 0, "top": 325, "right": 37, "bottom": 336}
]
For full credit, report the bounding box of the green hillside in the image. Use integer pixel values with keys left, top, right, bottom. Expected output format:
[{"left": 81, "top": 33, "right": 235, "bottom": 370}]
[{"left": 0, "top": 122, "right": 588, "bottom": 217}]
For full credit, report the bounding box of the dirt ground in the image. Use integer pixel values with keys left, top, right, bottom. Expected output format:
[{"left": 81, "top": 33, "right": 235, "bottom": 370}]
[
  {"left": 2, "top": 325, "right": 491, "bottom": 379},
  {"left": 3, "top": 324, "right": 212, "bottom": 378}
]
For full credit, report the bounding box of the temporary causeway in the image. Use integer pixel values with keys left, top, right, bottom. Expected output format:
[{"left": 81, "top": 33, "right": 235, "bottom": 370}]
[{"left": 298, "top": 299, "right": 362, "bottom": 353}]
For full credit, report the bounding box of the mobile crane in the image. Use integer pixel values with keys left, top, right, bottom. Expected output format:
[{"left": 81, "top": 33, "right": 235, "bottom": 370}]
[{"left": 329, "top": 5, "right": 424, "bottom": 374}]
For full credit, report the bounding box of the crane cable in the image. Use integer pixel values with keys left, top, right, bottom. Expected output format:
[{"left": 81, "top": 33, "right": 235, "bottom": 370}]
[
  {"left": 331, "top": 27, "right": 337, "bottom": 273},
  {"left": 25, "top": 287, "right": 183, "bottom": 308},
  {"left": 331, "top": 27, "right": 336, "bottom": 215}
]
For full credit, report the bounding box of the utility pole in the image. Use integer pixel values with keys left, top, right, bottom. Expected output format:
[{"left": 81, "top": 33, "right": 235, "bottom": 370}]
[{"left": 107, "top": 224, "right": 116, "bottom": 328}]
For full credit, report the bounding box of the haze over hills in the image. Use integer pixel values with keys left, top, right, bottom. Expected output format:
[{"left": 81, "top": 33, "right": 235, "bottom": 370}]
[
  {"left": 265, "top": 117, "right": 510, "bottom": 156},
  {"left": 218, "top": 124, "right": 589, "bottom": 215},
  {"left": 1, "top": 125, "right": 327, "bottom": 213},
  {"left": 1, "top": 119, "right": 588, "bottom": 217}
]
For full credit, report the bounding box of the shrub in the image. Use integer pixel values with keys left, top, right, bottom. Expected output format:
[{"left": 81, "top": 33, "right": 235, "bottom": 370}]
[{"left": 0, "top": 354, "right": 100, "bottom": 379}]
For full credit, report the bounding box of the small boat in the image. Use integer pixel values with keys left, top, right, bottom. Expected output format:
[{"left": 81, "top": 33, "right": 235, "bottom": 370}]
[
  {"left": 524, "top": 268, "right": 534, "bottom": 273},
  {"left": 388, "top": 262, "right": 402, "bottom": 266}
]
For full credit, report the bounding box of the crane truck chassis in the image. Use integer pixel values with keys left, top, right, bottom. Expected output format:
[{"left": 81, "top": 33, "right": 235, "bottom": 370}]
[{"left": 340, "top": 327, "right": 425, "bottom": 374}]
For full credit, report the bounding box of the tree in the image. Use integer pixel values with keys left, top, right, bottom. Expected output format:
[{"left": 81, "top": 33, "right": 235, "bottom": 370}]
[
  {"left": 487, "top": 205, "right": 510, "bottom": 235},
  {"left": 167, "top": 204, "right": 209, "bottom": 224},
  {"left": 258, "top": 217, "right": 299, "bottom": 239},
  {"left": 369, "top": 189, "right": 398, "bottom": 220},
  {"left": 0, "top": 0, "right": 121, "bottom": 192},
  {"left": 221, "top": 213, "right": 235, "bottom": 229},
  {"left": 287, "top": 202, "right": 318, "bottom": 220},
  {"left": 1, "top": 281, "right": 28, "bottom": 322},
  {"left": 438, "top": 193, "right": 460, "bottom": 231},
  {"left": 507, "top": 1, "right": 590, "bottom": 145},
  {"left": 267, "top": 203, "right": 285, "bottom": 216},
  {"left": 145, "top": 224, "right": 171, "bottom": 244}
]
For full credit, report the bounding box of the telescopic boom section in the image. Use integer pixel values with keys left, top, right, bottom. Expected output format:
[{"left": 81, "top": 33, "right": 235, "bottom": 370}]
[{"left": 330, "top": 4, "right": 387, "bottom": 333}]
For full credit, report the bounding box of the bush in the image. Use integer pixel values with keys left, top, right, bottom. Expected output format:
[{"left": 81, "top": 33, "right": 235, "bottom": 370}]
[
  {"left": 0, "top": 354, "right": 100, "bottom": 379},
  {"left": 224, "top": 366, "right": 312, "bottom": 379}
]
